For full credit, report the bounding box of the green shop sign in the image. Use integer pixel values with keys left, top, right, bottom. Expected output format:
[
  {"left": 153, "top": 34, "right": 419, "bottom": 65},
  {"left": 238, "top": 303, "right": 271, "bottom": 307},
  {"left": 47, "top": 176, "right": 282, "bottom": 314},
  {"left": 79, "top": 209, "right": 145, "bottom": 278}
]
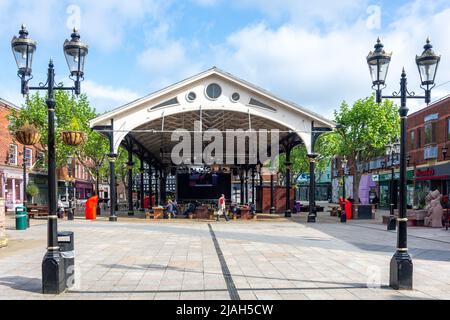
[{"left": 378, "top": 170, "right": 414, "bottom": 182}]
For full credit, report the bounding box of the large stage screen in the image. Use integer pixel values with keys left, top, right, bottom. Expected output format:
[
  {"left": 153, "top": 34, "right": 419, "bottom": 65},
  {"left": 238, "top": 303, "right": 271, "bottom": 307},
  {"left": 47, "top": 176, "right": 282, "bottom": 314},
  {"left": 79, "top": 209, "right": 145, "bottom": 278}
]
[{"left": 177, "top": 173, "right": 231, "bottom": 201}]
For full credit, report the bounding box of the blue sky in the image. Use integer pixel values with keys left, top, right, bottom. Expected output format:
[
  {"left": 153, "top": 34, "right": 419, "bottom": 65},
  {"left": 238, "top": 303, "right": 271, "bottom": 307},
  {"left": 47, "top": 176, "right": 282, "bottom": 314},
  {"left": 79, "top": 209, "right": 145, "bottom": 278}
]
[{"left": 1, "top": 0, "right": 450, "bottom": 118}]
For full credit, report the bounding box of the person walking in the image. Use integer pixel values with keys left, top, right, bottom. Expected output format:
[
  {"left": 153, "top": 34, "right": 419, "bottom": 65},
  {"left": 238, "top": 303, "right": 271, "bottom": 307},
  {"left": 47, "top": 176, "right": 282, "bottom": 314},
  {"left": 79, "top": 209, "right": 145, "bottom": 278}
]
[
  {"left": 165, "top": 199, "right": 174, "bottom": 219},
  {"left": 217, "top": 194, "right": 229, "bottom": 222}
]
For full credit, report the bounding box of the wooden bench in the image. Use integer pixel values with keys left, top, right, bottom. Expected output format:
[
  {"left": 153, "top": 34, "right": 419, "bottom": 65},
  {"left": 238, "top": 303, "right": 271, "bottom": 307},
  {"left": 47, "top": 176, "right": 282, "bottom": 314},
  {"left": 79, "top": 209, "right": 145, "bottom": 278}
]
[
  {"left": 27, "top": 205, "right": 49, "bottom": 219},
  {"left": 145, "top": 207, "right": 165, "bottom": 219}
]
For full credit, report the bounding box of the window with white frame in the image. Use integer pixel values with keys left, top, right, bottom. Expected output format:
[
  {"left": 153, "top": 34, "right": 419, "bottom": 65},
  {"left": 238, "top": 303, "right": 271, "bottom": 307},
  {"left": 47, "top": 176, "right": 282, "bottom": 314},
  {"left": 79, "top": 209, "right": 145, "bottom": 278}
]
[
  {"left": 9, "top": 145, "right": 17, "bottom": 165},
  {"left": 25, "top": 148, "right": 33, "bottom": 168}
]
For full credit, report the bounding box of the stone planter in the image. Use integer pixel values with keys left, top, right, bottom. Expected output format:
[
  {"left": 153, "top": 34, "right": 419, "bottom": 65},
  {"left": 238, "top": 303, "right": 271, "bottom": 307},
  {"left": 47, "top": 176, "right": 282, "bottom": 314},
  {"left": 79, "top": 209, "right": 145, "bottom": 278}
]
[
  {"left": 0, "top": 198, "right": 7, "bottom": 248},
  {"left": 61, "top": 131, "right": 86, "bottom": 146}
]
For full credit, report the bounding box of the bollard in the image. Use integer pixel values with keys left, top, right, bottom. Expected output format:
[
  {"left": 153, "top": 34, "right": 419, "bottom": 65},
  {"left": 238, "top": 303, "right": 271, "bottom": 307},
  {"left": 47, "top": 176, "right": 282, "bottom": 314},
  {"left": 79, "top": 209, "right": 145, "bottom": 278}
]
[
  {"left": 340, "top": 209, "right": 347, "bottom": 223},
  {"left": 58, "top": 231, "right": 75, "bottom": 289}
]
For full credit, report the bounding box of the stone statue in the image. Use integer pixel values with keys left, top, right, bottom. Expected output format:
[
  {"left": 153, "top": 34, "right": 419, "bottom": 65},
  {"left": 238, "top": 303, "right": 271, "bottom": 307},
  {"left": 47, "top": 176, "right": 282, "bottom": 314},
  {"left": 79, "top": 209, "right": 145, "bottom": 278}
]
[{"left": 424, "top": 190, "right": 443, "bottom": 228}]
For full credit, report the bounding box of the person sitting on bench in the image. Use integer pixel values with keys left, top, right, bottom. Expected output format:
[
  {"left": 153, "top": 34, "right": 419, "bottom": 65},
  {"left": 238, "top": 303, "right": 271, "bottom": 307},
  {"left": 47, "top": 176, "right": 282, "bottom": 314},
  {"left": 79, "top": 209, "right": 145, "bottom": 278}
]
[{"left": 183, "top": 202, "right": 196, "bottom": 217}]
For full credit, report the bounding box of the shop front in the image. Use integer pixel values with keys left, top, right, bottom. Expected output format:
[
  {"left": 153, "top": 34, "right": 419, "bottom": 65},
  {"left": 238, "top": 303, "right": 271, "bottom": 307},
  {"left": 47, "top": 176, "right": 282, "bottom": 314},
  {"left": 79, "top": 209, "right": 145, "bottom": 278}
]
[
  {"left": 377, "top": 170, "right": 414, "bottom": 210},
  {"left": 75, "top": 181, "right": 94, "bottom": 200},
  {"left": 414, "top": 163, "right": 450, "bottom": 208},
  {"left": 0, "top": 168, "right": 24, "bottom": 211},
  {"left": 29, "top": 173, "right": 48, "bottom": 205}
]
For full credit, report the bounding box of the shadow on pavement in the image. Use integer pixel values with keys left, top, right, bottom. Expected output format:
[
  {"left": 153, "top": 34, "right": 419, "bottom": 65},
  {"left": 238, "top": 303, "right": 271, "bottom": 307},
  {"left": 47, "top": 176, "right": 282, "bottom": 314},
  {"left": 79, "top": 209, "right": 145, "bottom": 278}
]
[{"left": 0, "top": 276, "right": 41, "bottom": 293}]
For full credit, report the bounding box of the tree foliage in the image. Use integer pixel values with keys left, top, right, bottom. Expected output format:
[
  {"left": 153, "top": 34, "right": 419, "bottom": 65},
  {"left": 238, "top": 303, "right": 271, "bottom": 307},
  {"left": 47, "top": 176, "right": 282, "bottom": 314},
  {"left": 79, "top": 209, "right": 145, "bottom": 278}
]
[
  {"left": 320, "top": 95, "right": 400, "bottom": 203},
  {"left": 7, "top": 91, "right": 110, "bottom": 179}
]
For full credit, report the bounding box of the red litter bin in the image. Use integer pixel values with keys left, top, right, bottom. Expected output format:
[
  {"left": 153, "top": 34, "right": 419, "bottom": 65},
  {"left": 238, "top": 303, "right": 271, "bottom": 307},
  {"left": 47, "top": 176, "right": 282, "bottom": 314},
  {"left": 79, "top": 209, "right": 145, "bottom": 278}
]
[
  {"left": 345, "top": 199, "right": 352, "bottom": 220},
  {"left": 85, "top": 195, "right": 99, "bottom": 220}
]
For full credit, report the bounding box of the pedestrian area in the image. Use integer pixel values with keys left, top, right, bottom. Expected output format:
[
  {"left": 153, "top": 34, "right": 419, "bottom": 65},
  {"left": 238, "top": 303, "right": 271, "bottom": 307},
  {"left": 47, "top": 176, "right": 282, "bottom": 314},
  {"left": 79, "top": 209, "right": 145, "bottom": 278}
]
[{"left": 1, "top": 211, "right": 450, "bottom": 300}]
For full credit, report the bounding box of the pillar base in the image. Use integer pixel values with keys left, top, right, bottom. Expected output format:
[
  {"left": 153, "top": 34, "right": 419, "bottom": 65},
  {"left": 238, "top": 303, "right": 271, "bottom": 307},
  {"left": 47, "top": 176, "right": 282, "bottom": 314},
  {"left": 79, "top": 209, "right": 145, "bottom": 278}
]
[
  {"left": 285, "top": 210, "right": 291, "bottom": 218},
  {"left": 139, "top": 208, "right": 145, "bottom": 212},
  {"left": 390, "top": 251, "right": 413, "bottom": 290},
  {"left": 128, "top": 211, "right": 134, "bottom": 216},
  {"left": 307, "top": 214, "right": 316, "bottom": 223},
  {"left": 340, "top": 211, "right": 347, "bottom": 223},
  {"left": 42, "top": 250, "right": 66, "bottom": 295},
  {"left": 109, "top": 216, "right": 118, "bottom": 222},
  {"left": 270, "top": 208, "right": 276, "bottom": 214}
]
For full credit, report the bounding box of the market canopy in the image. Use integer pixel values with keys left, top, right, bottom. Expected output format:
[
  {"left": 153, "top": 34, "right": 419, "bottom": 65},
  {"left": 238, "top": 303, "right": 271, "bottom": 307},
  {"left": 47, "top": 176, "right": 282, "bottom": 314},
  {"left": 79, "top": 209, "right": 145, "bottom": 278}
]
[{"left": 90, "top": 67, "right": 335, "bottom": 166}]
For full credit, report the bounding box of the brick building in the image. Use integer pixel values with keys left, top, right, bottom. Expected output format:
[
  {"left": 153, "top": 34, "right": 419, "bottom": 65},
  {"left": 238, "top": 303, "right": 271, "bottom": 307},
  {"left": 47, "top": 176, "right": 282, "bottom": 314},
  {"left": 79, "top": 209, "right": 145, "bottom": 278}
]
[
  {"left": 407, "top": 95, "right": 450, "bottom": 204},
  {"left": 331, "top": 95, "right": 450, "bottom": 209},
  {"left": 0, "top": 98, "right": 46, "bottom": 210}
]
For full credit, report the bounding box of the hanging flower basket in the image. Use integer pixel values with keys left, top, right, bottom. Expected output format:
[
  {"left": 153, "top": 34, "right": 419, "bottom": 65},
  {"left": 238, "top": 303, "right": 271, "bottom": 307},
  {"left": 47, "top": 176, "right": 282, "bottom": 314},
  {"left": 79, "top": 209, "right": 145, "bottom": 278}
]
[
  {"left": 14, "top": 123, "right": 41, "bottom": 146},
  {"left": 61, "top": 131, "right": 86, "bottom": 146}
]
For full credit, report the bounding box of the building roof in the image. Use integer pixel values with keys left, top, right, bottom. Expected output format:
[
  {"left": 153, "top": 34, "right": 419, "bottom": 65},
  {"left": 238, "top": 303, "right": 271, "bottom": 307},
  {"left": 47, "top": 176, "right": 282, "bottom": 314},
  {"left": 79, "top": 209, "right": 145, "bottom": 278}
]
[{"left": 90, "top": 66, "right": 335, "bottom": 129}]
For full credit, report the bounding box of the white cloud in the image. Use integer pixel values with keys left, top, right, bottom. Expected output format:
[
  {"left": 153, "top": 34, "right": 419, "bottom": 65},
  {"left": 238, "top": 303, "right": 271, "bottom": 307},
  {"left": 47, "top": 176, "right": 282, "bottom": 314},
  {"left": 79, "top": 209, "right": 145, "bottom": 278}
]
[
  {"left": 83, "top": 80, "right": 141, "bottom": 112},
  {"left": 209, "top": 0, "right": 450, "bottom": 118},
  {"left": 137, "top": 41, "right": 204, "bottom": 87}
]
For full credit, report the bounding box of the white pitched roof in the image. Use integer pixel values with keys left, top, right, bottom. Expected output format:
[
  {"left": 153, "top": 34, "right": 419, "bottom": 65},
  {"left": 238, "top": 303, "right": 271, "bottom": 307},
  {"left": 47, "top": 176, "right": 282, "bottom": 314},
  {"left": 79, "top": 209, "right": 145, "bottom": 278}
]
[{"left": 90, "top": 67, "right": 335, "bottom": 129}]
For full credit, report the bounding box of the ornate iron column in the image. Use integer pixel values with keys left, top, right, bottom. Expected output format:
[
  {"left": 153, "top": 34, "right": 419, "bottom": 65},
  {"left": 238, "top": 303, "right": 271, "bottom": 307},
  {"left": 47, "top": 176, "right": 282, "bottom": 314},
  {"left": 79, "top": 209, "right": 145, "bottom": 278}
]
[
  {"left": 108, "top": 120, "right": 118, "bottom": 222},
  {"left": 140, "top": 158, "right": 145, "bottom": 212},
  {"left": 258, "top": 165, "right": 263, "bottom": 213},
  {"left": 285, "top": 147, "right": 292, "bottom": 218},
  {"left": 245, "top": 166, "right": 249, "bottom": 204},
  {"left": 240, "top": 167, "right": 244, "bottom": 205},
  {"left": 148, "top": 165, "right": 154, "bottom": 212},
  {"left": 155, "top": 169, "right": 159, "bottom": 206},
  {"left": 307, "top": 154, "right": 318, "bottom": 223},
  {"left": 251, "top": 166, "right": 256, "bottom": 204},
  {"left": 127, "top": 141, "right": 134, "bottom": 216},
  {"left": 270, "top": 172, "right": 275, "bottom": 214}
]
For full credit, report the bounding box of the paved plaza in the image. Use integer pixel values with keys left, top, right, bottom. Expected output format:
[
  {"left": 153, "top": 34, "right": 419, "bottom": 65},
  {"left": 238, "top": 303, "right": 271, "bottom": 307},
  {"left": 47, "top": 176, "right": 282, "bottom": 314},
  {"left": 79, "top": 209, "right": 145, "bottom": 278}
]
[{"left": 1, "top": 207, "right": 450, "bottom": 300}]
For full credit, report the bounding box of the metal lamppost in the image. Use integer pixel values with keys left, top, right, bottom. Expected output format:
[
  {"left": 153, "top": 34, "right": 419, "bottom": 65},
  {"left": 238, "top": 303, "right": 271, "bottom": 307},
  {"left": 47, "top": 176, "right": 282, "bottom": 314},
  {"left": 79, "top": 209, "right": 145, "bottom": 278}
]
[
  {"left": 66, "top": 155, "right": 75, "bottom": 221},
  {"left": 340, "top": 157, "right": 348, "bottom": 223},
  {"left": 12, "top": 25, "right": 88, "bottom": 294},
  {"left": 367, "top": 37, "right": 440, "bottom": 290},
  {"left": 443, "top": 143, "right": 448, "bottom": 160},
  {"left": 22, "top": 146, "right": 28, "bottom": 208},
  {"left": 386, "top": 139, "right": 400, "bottom": 231}
]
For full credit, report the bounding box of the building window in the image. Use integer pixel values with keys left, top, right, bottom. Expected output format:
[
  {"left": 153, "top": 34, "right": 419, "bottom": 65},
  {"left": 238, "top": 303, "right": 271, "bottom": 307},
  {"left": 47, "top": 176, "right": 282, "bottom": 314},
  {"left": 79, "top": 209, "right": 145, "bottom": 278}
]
[
  {"left": 424, "top": 122, "right": 437, "bottom": 145},
  {"left": 25, "top": 148, "right": 33, "bottom": 168},
  {"left": 447, "top": 118, "right": 450, "bottom": 141},
  {"left": 409, "top": 131, "right": 415, "bottom": 151},
  {"left": 9, "top": 145, "right": 17, "bottom": 165},
  {"left": 206, "top": 83, "right": 222, "bottom": 100}
]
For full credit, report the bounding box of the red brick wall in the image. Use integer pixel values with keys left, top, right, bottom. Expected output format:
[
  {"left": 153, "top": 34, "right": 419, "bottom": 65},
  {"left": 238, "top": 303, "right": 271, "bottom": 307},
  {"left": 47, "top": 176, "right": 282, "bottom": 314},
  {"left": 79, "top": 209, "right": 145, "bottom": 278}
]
[
  {"left": 407, "top": 97, "right": 450, "bottom": 166},
  {"left": 0, "top": 101, "right": 43, "bottom": 168}
]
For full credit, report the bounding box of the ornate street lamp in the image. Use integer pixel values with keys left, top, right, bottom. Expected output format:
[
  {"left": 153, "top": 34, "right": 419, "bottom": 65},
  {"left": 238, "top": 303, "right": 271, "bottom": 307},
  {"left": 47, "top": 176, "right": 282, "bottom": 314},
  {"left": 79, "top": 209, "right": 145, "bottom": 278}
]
[
  {"left": 12, "top": 25, "right": 88, "bottom": 294},
  {"left": 367, "top": 38, "right": 440, "bottom": 290}
]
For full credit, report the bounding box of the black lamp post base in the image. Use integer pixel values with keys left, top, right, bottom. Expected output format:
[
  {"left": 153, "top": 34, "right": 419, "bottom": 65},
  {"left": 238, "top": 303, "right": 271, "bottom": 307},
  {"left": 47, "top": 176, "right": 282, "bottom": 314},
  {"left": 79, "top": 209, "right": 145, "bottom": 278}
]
[
  {"left": 109, "top": 216, "right": 118, "bottom": 222},
  {"left": 128, "top": 211, "right": 134, "bottom": 216},
  {"left": 285, "top": 210, "right": 292, "bottom": 218},
  {"left": 140, "top": 208, "right": 145, "bottom": 212},
  {"left": 97, "top": 205, "right": 101, "bottom": 216},
  {"left": 42, "top": 250, "right": 66, "bottom": 295},
  {"left": 270, "top": 208, "right": 276, "bottom": 214},
  {"left": 389, "top": 251, "right": 413, "bottom": 290},
  {"left": 307, "top": 214, "right": 316, "bottom": 223}
]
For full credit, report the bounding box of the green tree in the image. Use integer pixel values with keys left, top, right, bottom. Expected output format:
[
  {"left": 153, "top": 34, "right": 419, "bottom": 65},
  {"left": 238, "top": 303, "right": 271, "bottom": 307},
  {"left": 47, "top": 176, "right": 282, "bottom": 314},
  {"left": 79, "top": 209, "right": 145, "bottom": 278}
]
[
  {"left": 320, "top": 95, "right": 400, "bottom": 204},
  {"left": 277, "top": 144, "right": 330, "bottom": 186},
  {"left": 7, "top": 91, "right": 110, "bottom": 186}
]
